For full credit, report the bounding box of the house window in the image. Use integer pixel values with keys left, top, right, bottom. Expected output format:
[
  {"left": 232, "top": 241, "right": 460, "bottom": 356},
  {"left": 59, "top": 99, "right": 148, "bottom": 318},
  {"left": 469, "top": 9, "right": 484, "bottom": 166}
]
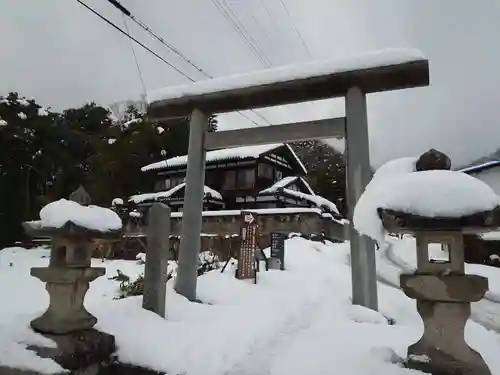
[
  {"left": 236, "top": 169, "right": 255, "bottom": 189},
  {"left": 258, "top": 163, "right": 274, "bottom": 179},
  {"left": 223, "top": 170, "right": 236, "bottom": 190},
  {"left": 275, "top": 170, "right": 283, "bottom": 181},
  {"left": 155, "top": 179, "right": 167, "bottom": 191},
  {"left": 260, "top": 202, "right": 276, "bottom": 208},
  {"left": 167, "top": 177, "right": 184, "bottom": 189}
]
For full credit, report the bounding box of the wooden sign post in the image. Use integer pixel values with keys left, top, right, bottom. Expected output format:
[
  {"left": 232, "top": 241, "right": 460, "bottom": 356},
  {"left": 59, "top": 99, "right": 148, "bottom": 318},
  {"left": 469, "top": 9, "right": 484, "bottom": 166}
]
[
  {"left": 236, "top": 211, "right": 258, "bottom": 280},
  {"left": 269, "top": 232, "right": 286, "bottom": 270}
]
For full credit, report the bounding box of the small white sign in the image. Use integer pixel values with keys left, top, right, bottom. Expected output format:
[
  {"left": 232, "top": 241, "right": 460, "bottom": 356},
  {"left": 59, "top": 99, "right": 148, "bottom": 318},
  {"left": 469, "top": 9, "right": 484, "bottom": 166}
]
[{"left": 244, "top": 213, "right": 255, "bottom": 224}]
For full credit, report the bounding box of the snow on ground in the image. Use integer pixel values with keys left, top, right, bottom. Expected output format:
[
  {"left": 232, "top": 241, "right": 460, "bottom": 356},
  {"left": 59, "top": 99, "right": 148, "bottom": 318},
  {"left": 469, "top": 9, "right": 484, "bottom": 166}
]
[{"left": 2, "top": 238, "right": 500, "bottom": 375}]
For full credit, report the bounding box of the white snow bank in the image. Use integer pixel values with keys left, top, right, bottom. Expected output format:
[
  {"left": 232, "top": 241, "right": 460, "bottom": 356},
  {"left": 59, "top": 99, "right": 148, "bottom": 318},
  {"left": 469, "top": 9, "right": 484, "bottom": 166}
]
[
  {"left": 354, "top": 157, "right": 500, "bottom": 242},
  {"left": 481, "top": 231, "right": 500, "bottom": 241},
  {"left": 0, "top": 318, "right": 64, "bottom": 374},
  {"left": 347, "top": 305, "right": 388, "bottom": 325},
  {"left": 38, "top": 199, "right": 122, "bottom": 232},
  {"left": 148, "top": 48, "right": 424, "bottom": 103},
  {"left": 3, "top": 237, "right": 500, "bottom": 375},
  {"left": 17, "top": 112, "right": 27, "bottom": 120}
]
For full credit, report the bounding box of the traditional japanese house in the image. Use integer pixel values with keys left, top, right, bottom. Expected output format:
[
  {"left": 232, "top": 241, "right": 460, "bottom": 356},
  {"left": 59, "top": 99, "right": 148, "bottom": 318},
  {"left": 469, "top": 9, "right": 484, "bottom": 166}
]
[{"left": 130, "top": 143, "right": 341, "bottom": 219}]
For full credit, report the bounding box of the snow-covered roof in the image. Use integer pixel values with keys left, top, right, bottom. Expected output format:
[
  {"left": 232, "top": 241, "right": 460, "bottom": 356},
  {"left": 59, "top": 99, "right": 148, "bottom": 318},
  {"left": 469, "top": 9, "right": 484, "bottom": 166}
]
[
  {"left": 260, "top": 176, "right": 314, "bottom": 195},
  {"left": 259, "top": 176, "right": 338, "bottom": 214},
  {"left": 168, "top": 207, "right": 324, "bottom": 218},
  {"left": 459, "top": 160, "right": 500, "bottom": 174},
  {"left": 129, "top": 183, "right": 222, "bottom": 204},
  {"left": 261, "top": 176, "right": 298, "bottom": 194},
  {"left": 141, "top": 143, "right": 307, "bottom": 174},
  {"left": 480, "top": 230, "right": 500, "bottom": 241},
  {"left": 148, "top": 48, "right": 424, "bottom": 104},
  {"left": 280, "top": 188, "right": 339, "bottom": 215}
]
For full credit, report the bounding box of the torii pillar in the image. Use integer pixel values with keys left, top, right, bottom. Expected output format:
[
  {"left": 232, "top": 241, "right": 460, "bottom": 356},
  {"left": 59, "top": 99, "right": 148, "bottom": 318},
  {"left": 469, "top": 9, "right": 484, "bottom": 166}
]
[{"left": 147, "top": 48, "right": 430, "bottom": 309}]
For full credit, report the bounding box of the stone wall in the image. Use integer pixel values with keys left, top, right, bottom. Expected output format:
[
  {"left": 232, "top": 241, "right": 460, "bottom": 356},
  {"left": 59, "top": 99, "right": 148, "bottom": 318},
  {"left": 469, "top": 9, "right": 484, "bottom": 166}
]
[
  {"left": 126, "top": 210, "right": 345, "bottom": 239},
  {"left": 122, "top": 210, "right": 346, "bottom": 260}
]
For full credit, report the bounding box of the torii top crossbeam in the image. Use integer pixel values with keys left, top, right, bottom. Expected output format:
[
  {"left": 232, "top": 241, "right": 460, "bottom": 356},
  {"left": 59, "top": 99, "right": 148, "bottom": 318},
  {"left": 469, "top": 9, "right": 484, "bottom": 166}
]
[{"left": 148, "top": 48, "right": 429, "bottom": 119}]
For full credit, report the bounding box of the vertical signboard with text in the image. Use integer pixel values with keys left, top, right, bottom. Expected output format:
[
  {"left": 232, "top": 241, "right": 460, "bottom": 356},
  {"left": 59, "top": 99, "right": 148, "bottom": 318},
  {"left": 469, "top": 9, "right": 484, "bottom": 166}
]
[
  {"left": 236, "top": 211, "right": 258, "bottom": 280},
  {"left": 270, "top": 232, "right": 286, "bottom": 270}
]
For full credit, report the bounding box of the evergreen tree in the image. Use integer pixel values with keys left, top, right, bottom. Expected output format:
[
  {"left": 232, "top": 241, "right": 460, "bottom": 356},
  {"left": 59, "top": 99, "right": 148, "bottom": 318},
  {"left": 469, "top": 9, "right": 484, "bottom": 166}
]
[
  {"left": 0, "top": 92, "right": 59, "bottom": 245},
  {"left": 0, "top": 95, "right": 220, "bottom": 247},
  {"left": 291, "top": 140, "right": 347, "bottom": 216}
]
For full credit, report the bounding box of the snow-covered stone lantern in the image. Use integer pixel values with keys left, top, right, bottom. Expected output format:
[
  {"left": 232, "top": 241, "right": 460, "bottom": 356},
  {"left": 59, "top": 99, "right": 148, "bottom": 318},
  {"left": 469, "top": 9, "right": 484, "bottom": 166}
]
[
  {"left": 378, "top": 206, "right": 495, "bottom": 375},
  {"left": 23, "top": 191, "right": 122, "bottom": 334},
  {"left": 354, "top": 149, "right": 498, "bottom": 375}
]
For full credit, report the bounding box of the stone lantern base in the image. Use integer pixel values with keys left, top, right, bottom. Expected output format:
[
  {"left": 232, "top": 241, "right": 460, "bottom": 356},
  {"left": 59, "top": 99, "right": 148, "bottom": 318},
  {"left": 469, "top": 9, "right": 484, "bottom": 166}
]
[
  {"left": 401, "top": 273, "right": 490, "bottom": 375},
  {"left": 30, "top": 266, "right": 105, "bottom": 334}
]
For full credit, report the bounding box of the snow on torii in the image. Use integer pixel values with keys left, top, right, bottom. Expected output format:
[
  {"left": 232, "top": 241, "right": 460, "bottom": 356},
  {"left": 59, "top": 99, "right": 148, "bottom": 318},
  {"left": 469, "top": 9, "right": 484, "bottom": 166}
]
[{"left": 146, "top": 47, "right": 430, "bottom": 310}]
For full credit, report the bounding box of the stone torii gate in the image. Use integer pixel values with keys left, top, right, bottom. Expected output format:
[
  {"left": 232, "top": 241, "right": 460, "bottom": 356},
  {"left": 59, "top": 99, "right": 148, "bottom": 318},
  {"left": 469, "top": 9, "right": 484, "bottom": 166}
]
[{"left": 147, "top": 49, "right": 430, "bottom": 310}]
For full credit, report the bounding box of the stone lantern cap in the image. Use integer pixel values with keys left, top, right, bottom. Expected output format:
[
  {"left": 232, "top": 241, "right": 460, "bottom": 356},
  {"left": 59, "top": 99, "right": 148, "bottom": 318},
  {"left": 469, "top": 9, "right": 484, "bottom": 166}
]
[
  {"left": 23, "top": 198, "right": 123, "bottom": 240},
  {"left": 377, "top": 206, "right": 500, "bottom": 236},
  {"left": 353, "top": 152, "right": 500, "bottom": 243},
  {"left": 23, "top": 220, "right": 122, "bottom": 240}
]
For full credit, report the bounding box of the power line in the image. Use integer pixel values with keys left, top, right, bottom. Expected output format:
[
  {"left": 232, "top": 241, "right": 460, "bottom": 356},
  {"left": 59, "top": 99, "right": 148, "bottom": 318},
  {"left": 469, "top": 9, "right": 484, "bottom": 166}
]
[
  {"left": 121, "top": 13, "right": 148, "bottom": 101},
  {"left": 239, "top": 0, "right": 275, "bottom": 54},
  {"left": 103, "top": 0, "right": 272, "bottom": 126},
  {"left": 76, "top": 0, "right": 272, "bottom": 126},
  {"left": 277, "top": 0, "right": 312, "bottom": 58},
  {"left": 258, "top": 0, "right": 289, "bottom": 52},
  {"left": 107, "top": 0, "right": 211, "bottom": 79},
  {"left": 209, "top": 0, "right": 271, "bottom": 67},
  {"left": 75, "top": 0, "right": 195, "bottom": 82},
  {"left": 220, "top": 0, "right": 272, "bottom": 66}
]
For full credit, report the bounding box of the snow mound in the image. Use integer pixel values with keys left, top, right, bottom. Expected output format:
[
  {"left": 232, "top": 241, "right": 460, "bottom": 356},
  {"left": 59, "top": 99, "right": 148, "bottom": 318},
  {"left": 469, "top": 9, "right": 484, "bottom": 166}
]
[
  {"left": 39, "top": 199, "right": 122, "bottom": 232},
  {"left": 111, "top": 197, "right": 124, "bottom": 206},
  {"left": 354, "top": 157, "right": 500, "bottom": 242},
  {"left": 3, "top": 237, "right": 500, "bottom": 375},
  {"left": 347, "top": 305, "right": 388, "bottom": 325},
  {"left": 370, "top": 157, "right": 417, "bottom": 186}
]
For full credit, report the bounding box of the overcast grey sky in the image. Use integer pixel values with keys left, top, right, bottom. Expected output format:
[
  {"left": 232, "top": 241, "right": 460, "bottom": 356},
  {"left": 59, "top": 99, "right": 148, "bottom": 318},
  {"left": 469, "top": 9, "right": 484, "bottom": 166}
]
[{"left": 1, "top": 0, "right": 499, "bottom": 168}]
